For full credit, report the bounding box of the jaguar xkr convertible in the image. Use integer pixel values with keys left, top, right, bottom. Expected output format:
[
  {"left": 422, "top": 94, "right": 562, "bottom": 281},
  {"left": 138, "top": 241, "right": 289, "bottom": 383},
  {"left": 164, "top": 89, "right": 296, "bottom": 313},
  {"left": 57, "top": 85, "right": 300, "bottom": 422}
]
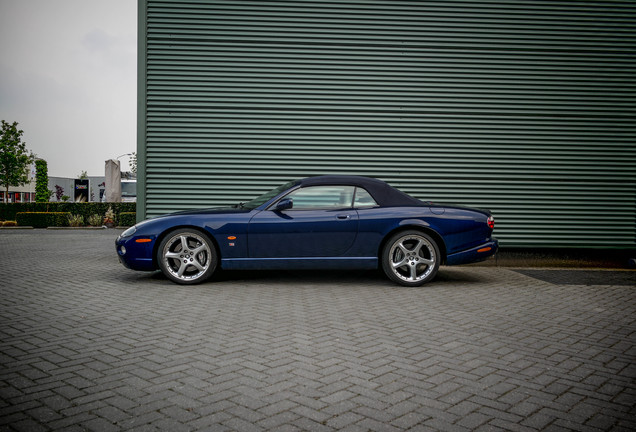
[{"left": 116, "top": 176, "right": 497, "bottom": 286}]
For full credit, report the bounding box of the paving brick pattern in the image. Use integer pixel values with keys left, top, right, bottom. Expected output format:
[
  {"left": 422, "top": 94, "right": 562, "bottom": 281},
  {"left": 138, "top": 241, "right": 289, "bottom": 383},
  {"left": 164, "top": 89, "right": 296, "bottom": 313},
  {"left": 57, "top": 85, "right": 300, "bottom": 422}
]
[
  {"left": 1, "top": 230, "right": 635, "bottom": 431},
  {"left": 515, "top": 270, "right": 636, "bottom": 287}
]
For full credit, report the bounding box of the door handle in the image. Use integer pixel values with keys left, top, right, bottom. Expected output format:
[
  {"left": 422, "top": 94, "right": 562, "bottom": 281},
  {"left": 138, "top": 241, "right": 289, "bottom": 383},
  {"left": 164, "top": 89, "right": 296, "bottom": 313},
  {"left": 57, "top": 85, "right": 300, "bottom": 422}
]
[{"left": 337, "top": 214, "right": 351, "bottom": 220}]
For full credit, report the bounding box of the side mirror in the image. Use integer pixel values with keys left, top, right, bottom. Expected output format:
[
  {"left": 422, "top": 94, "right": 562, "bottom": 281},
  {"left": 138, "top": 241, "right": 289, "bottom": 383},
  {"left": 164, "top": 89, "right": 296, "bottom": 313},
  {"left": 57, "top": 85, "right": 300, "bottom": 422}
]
[{"left": 276, "top": 198, "right": 293, "bottom": 211}]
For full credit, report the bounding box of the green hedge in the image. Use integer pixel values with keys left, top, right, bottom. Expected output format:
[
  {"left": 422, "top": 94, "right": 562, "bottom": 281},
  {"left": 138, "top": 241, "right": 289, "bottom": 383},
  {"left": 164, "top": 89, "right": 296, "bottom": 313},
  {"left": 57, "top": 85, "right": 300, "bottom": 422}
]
[
  {"left": 16, "top": 212, "right": 71, "bottom": 228},
  {"left": 0, "top": 202, "right": 136, "bottom": 222},
  {"left": 118, "top": 212, "right": 136, "bottom": 227}
]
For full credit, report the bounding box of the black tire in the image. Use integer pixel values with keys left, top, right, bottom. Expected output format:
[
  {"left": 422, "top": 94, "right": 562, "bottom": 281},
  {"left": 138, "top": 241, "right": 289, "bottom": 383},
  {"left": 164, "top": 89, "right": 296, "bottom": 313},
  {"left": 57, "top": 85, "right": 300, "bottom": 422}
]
[
  {"left": 157, "top": 228, "right": 218, "bottom": 285},
  {"left": 381, "top": 230, "right": 440, "bottom": 287}
]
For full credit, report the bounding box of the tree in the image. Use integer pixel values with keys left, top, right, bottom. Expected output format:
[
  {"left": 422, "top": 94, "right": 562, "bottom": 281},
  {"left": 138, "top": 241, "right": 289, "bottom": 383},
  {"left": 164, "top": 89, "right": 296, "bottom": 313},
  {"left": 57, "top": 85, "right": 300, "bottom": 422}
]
[
  {"left": 0, "top": 120, "right": 34, "bottom": 203},
  {"left": 130, "top": 152, "right": 137, "bottom": 176},
  {"left": 54, "top": 185, "right": 64, "bottom": 201},
  {"left": 35, "top": 159, "right": 50, "bottom": 202},
  {"left": 78, "top": 170, "right": 88, "bottom": 179}
]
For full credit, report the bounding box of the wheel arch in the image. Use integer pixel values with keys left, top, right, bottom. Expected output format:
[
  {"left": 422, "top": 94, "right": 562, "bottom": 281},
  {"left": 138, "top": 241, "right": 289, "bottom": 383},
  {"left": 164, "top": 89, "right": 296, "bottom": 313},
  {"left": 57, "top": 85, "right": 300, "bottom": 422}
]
[
  {"left": 378, "top": 224, "right": 447, "bottom": 265},
  {"left": 152, "top": 225, "right": 221, "bottom": 269}
]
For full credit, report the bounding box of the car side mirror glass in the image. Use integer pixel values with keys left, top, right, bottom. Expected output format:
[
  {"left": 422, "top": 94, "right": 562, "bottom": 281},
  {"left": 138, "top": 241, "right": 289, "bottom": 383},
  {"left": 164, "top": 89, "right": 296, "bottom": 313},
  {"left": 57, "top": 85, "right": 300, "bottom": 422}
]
[{"left": 276, "top": 198, "right": 293, "bottom": 211}]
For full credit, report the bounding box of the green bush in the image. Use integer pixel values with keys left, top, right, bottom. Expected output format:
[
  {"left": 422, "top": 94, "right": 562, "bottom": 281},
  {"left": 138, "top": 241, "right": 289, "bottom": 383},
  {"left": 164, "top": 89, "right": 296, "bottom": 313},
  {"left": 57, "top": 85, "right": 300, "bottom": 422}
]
[
  {"left": 87, "top": 214, "right": 103, "bottom": 226},
  {"left": 118, "top": 212, "right": 136, "bottom": 227},
  {"left": 16, "top": 212, "right": 71, "bottom": 228},
  {"left": 68, "top": 214, "right": 84, "bottom": 227}
]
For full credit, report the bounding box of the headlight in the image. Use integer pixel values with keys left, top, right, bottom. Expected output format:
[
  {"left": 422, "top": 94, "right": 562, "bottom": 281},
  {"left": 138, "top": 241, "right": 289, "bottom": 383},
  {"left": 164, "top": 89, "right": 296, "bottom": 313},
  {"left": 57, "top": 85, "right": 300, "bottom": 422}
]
[{"left": 121, "top": 225, "right": 137, "bottom": 238}]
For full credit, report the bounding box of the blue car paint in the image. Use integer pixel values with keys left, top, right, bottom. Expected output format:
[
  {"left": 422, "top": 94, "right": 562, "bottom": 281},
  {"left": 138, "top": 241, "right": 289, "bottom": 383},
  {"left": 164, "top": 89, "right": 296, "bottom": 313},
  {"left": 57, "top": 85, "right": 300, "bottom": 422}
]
[
  {"left": 116, "top": 176, "right": 498, "bottom": 279},
  {"left": 248, "top": 208, "right": 359, "bottom": 257}
]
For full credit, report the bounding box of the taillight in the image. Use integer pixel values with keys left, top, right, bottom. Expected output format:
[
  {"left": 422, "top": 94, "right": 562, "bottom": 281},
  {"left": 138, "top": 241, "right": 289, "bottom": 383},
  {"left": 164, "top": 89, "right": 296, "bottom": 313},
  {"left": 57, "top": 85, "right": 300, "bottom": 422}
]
[{"left": 487, "top": 216, "right": 495, "bottom": 230}]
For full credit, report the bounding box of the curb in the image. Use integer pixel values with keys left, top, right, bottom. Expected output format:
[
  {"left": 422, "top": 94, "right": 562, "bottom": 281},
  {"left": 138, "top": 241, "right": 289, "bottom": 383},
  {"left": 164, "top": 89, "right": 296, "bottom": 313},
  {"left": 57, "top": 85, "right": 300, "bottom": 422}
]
[
  {"left": 46, "top": 226, "right": 129, "bottom": 230},
  {"left": 47, "top": 226, "right": 108, "bottom": 230},
  {"left": 0, "top": 226, "right": 129, "bottom": 230}
]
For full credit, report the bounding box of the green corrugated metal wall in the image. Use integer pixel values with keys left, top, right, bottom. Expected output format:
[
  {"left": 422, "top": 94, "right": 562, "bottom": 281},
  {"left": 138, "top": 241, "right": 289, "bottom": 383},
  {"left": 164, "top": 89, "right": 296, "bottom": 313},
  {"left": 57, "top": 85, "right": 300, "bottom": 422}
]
[{"left": 138, "top": 0, "right": 636, "bottom": 248}]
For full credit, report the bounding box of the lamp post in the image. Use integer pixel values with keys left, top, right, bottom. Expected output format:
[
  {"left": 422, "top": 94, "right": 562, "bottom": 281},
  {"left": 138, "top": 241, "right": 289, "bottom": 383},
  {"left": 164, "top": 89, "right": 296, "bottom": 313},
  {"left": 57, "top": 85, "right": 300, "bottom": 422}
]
[
  {"left": 116, "top": 153, "right": 132, "bottom": 168},
  {"left": 116, "top": 153, "right": 133, "bottom": 179}
]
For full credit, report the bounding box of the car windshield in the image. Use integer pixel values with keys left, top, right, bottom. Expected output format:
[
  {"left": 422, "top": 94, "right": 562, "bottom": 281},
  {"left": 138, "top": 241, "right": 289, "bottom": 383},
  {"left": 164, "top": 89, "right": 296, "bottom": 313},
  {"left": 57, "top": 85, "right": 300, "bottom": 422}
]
[{"left": 241, "top": 180, "right": 299, "bottom": 210}]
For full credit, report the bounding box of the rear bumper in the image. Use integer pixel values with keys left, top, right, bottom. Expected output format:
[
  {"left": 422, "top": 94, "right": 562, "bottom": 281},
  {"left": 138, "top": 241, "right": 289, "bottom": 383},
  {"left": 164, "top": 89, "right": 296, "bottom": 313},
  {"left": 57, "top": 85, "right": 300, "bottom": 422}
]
[{"left": 446, "top": 238, "right": 498, "bottom": 266}]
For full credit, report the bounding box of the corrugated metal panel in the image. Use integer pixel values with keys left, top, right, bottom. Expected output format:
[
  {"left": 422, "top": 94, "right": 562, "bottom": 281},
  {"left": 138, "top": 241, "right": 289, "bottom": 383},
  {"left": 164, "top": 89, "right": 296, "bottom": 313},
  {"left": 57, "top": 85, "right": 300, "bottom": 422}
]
[{"left": 139, "top": 0, "right": 636, "bottom": 248}]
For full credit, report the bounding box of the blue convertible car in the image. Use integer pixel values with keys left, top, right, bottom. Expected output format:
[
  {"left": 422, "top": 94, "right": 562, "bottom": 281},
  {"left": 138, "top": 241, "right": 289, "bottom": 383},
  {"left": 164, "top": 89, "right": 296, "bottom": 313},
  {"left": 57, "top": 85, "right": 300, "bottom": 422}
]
[{"left": 116, "top": 176, "right": 497, "bottom": 286}]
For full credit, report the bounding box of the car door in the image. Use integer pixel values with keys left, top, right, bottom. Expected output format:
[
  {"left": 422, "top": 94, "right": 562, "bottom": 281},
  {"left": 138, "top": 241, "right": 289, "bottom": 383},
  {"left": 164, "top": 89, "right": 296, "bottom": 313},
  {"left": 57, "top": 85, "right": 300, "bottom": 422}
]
[{"left": 248, "top": 185, "right": 359, "bottom": 258}]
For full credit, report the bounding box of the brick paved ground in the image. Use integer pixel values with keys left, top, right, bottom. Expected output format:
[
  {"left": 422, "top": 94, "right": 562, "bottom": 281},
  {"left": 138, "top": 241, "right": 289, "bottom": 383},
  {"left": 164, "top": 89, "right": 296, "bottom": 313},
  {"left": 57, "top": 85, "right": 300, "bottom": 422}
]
[{"left": 0, "top": 230, "right": 634, "bottom": 431}]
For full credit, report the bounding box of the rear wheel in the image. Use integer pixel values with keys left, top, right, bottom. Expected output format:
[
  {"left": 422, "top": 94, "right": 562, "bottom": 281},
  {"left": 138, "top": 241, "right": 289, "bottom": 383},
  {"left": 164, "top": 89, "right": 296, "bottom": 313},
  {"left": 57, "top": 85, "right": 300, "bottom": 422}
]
[
  {"left": 157, "top": 229, "right": 217, "bottom": 285},
  {"left": 382, "top": 230, "right": 440, "bottom": 287}
]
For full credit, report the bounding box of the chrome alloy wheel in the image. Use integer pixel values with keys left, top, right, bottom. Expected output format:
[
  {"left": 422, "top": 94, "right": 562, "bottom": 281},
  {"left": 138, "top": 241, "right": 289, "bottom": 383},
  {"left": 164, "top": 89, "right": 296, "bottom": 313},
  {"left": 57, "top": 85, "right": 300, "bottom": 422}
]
[
  {"left": 160, "top": 230, "right": 215, "bottom": 283},
  {"left": 383, "top": 231, "right": 439, "bottom": 286}
]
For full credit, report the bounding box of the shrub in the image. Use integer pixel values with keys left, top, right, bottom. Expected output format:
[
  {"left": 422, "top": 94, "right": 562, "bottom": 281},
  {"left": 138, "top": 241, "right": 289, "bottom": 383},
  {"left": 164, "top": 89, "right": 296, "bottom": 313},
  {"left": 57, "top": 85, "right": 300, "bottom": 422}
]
[
  {"left": 118, "top": 212, "right": 136, "bottom": 227},
  {"left": 87, "top": 214, "right": 103, "bottom": 226},
  {"left": 16, "top": 212, "right": 70, "bottom": 228},
  {"left": 68, "top": 214, "right": 84, "bottom": 227},
  {"left": 104, "top": 206, "right": 116, "bottom": 225},
  {"left": 2, "top": 220, "right": 17, "bottom": 227},
  {"left": 54, "top": 185, "right": 64, "bottom": 201},
  {"left": 0, "top": 202, "right": 136, "bottom": 222}
]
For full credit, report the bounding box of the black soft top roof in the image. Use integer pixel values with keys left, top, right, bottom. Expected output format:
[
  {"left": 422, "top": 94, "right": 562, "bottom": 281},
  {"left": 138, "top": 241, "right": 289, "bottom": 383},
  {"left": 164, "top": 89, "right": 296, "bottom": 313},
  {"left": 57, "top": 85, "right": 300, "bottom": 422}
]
[{"left": 299, "top": 175, "right": 425, "bottom": 207}]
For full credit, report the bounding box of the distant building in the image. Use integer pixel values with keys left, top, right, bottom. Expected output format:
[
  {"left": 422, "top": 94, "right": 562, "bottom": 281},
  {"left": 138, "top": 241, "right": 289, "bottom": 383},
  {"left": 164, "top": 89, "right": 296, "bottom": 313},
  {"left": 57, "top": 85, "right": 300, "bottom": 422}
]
[
  {"left": 48, "top": 175, "right": 136, "bottom": 203},
  {"left": 48, "top": 177, "right": 106, "bottom": 203},
  {"left": 0, "top": 182, "right": 36, "bottom": 203},
  {"left": 1, "top": 169, "right": 135, "bottom": 203},
  {"left": 1, "top": 162, "right": 36, "bottom": 203}
]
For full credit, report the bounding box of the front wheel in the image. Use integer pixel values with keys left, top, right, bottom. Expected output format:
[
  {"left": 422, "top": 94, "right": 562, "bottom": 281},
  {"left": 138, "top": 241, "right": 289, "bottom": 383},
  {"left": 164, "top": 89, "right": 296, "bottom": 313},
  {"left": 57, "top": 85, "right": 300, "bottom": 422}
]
[
  {"left": 157, "top": 229, "right": 218, "bottom": 285},
  {"left": 382, "top": 231, "right": 440, "bottom": 287}
]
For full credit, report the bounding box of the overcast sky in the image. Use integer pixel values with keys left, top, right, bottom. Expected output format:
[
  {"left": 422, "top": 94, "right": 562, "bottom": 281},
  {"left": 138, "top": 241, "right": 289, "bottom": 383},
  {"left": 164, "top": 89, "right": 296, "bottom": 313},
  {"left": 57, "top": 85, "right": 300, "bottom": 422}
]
[{"left": 0, "top": 0, "right": 137, "bottom": 177}]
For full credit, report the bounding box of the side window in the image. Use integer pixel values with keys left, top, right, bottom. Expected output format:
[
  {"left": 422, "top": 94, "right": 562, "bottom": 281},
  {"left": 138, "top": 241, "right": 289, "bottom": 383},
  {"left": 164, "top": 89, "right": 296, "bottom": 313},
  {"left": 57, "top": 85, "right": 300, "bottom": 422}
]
[
  {"left": 286, "top": 186, "right": 355, "bottom": 210},
  {"left": 353, "top": 187, "right": 378, "bottom": 208}
]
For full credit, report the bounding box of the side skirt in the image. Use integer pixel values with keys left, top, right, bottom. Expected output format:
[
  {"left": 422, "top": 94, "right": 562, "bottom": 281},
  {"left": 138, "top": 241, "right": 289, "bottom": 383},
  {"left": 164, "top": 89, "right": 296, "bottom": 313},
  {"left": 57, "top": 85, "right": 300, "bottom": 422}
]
[{"left": 221, "top": 257, "right": 378, "bottom": 270}]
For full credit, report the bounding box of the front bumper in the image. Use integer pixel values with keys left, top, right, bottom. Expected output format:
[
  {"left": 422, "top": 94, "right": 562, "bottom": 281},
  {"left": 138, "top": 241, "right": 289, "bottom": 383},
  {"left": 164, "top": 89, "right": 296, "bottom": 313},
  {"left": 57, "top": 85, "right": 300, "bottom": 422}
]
[
  {"left": 116, "top": 235, "right": 157, "bottom": 271},
  {"left": 446, "top": 238, "right": 498, "bottom": 266}
]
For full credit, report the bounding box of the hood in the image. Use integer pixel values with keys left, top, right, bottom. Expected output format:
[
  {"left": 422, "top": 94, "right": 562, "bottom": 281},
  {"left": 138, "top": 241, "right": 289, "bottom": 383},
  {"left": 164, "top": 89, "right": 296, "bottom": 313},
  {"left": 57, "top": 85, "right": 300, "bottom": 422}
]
[{"left": 155, "top": 206, "right": 252, "bottom": 218}]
